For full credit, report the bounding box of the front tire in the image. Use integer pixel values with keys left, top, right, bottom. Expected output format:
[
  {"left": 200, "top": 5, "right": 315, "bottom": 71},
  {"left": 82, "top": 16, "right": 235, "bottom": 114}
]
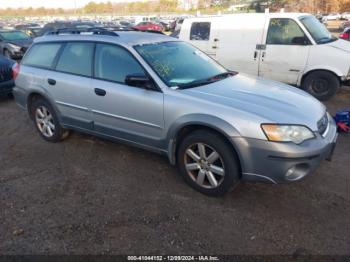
[
  {"left": 30, "top": 98, "right": 69, "bottom": 142},
  {"left": 302, "top": 71, "right": 340, "bottom": 101},
  {"left": 177, "top": 130, "right": 241, "bottom": 197}
]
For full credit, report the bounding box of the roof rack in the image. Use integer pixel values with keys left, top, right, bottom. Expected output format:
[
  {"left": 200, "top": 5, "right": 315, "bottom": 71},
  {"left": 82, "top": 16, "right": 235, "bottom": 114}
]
[{"left": 45, "top": 27, "right": 119, "bottom": 36}]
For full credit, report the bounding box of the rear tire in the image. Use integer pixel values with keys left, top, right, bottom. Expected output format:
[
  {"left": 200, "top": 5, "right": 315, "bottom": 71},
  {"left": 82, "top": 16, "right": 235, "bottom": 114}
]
[
  {"left": 30, "top": 97, "right": 69, "bottom": 142},
  {"left": 177, "top": 130, "right": 240, "bottom": 197},
  {"left": 301, "top": 71, "right": 339, "bottom": 101}
]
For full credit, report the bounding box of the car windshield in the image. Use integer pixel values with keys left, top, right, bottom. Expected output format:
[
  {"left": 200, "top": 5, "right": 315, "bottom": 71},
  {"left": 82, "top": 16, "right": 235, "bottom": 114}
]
[
  {"left": 0, "top": 31, "right": 30, "bottom": 41},
  {"left": 300, "top": 15, "right": 337, "bottom": 44},
  {"left": 134, "top": 41, "right": 230, "bottom": 88}
]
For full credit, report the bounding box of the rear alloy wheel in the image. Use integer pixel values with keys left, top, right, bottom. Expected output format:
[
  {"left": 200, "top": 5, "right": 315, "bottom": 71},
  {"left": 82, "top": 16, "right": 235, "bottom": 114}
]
[
  {"left": 35, "top": 106, "right": 55, "bottom": 138},
  {"left": 177, "top": 130, "right": 240, "bottom": 196},
  {"left": 302, "top": 71, "right": 340, "bottom": 101},
  {"left": 31, "top": 97, "right": 69, "bottom": 142}
]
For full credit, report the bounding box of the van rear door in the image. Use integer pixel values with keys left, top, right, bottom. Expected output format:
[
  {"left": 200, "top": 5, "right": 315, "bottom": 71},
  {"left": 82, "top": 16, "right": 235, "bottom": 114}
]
[
  {"left": 182, "top": 19, "right": 220, "bottom": 58},
  {"left": 215, "top": 14, "right": 266, "bottom": 76},
  {"left": 258, "top": 17, "right": 311, "bottom": 85}
]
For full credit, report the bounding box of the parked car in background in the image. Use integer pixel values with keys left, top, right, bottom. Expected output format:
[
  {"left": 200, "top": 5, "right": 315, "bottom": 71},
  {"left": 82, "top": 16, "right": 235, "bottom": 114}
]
[
  {"left": 0, "top": 55, "right": 15, "bottom": 97},
  {"left": 41, "top": 21, "right": 102, "bottom": 35},
  {"left": 132, "top": 22, "right": 163, "bottom": 32},
  {"left": 179, "top": 13, "right": 350, "bottom": 101},
  {"left": 324, "top": 13, "right": 341, "bottom": 20},
  {"left": 340, "top": 27, "right": 350, "bottom": 41},
  {"left": 0, "top": 30, "right": 33, "bottom": 59},
  {"left": 15, "top": 23, "right": 41, "bottom": 31},
  {"left": 23, "top": 27, "right": 43, "bottom": 38},
  {"left": 339, "top": 20, "right": 350, "bottom": 30},
  {"left": 13, "top": 30, "right": 337, "bottom": 196},
  {"left": 341, "top": 12, "right": 350, "bottom": 20}
]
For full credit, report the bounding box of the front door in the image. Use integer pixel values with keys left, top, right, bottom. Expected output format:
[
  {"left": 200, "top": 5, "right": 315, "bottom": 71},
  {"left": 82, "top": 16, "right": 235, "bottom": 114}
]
[
  {"left": 259, "top": 18, "right": 311, "bottom": 85},
  {"left": 90, "top": 43, "right": 164, "bottom": 149}
]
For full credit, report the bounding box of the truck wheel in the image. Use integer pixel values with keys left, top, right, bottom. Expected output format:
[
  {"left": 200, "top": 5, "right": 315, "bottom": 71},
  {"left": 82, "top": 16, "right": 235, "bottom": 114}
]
[
  {"left": 30, "top": 97, "right": 69, "bottom": 142},
  {"left": 177, "top": 130, "right": 240, "bottom": 197},
  {"left": 302, "top": 71, "right": 339, "bottom": 101}
]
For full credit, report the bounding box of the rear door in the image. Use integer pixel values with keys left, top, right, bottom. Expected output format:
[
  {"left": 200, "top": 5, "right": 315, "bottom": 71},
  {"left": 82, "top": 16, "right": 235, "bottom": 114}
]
[
  {"left": 258, "top": 18, "right": 311, "bottom": 84},
  {"left": 214, "top": 15, "right": 266, "bottom": 76},
  {"left": 188, "top": 20, "right": 220, "bottom": 58},
  {"left": 90, "top": 43, "right": 164, "bottom": 148},
  {"left": 45, "top": 42, "right": 95, "bottom": 130}
]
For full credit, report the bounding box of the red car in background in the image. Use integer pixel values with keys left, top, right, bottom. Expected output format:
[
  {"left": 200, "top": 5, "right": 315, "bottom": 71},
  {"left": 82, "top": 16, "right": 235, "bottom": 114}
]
[{"left": 132, "top": 22, "right": 163, "bottom": 32}]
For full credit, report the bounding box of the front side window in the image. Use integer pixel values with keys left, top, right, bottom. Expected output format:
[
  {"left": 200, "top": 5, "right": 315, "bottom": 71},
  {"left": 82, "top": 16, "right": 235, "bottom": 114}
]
[
  {"left": 267, "top": 18, "right": 308, "bottom": 45},
  {"left": 22, "top": 43, "right": 62, "bottom": 68},
  {"left": 56, "top": 42, "right": 94, "bottom": 77},
  {"left": 94, "top": 44, "right": 145, "bottom": 83},
  {"left": 135, "top": 41, "right": 228, "bottom": 88},
  {"left": 190, "top": 22, "right": 211, "bottom": 41}
]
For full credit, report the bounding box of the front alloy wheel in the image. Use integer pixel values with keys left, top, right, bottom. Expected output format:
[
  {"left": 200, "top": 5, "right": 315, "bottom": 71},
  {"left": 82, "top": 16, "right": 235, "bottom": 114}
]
[
  {"left": 177, "top": 130, "right": 241, "bottom": 196},
  {"left": 185, "top": 143, "right": 225, "bottom": 189}
]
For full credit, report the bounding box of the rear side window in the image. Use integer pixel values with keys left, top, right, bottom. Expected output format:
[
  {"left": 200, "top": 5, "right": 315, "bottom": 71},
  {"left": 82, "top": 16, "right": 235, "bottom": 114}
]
[
  {"left": 94, "top": 44, "right": 144, "bottom": 84},
  {"left": 22, "top": 43, "right": 62, "bottom": 69},
  {"left": 56, "top": 42, "right": 94, "bottom": 77},
  {"left": 267, "top": 18, "right": 307, "bottom": 45},
  {"left": 190, "top": 22, "right": 211, "bottom": 41}
]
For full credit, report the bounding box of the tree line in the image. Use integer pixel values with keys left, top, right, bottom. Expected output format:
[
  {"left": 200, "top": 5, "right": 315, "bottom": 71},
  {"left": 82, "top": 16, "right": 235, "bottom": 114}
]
[{"left": 0, "top": 0, "right": 349, "bottom": 17}]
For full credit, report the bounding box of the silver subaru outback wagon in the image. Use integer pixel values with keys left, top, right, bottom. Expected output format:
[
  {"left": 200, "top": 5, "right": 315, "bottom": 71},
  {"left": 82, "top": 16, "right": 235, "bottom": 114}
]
[{"left": 12, "top": 30, "right": 338, "bottom": 196}]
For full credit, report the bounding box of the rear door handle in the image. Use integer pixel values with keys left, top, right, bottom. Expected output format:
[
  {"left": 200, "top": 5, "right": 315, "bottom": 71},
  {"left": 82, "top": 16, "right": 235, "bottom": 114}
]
[
  {"left": 94, "top": 88, "right": 106, "bottom": 96},
  {"left": 48, "top": 78, "right": 56, "bottom": 85}
]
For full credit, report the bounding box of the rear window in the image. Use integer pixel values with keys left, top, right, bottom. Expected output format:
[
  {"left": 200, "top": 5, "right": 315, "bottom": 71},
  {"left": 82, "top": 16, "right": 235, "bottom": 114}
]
[
  {"left": 22, "top": 43, "right": 62, "bottom": 69},
  {"left": 190, "top": 22, "right": 211, "bottom": 41},
  {"left": 56, "top": 42, "right": 94, "bottom": 77}
]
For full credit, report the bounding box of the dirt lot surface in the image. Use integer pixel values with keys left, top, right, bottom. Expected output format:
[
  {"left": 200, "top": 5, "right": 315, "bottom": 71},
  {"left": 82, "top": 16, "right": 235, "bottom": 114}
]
[{"left": 0, "top": 87, "right": 349, "bottom": 255}]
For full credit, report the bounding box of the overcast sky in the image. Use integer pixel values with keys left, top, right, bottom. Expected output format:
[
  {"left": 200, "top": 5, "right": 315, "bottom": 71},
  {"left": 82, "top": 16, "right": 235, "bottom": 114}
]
[{"left": 0, "top": 0, "right": 127, "bottom": 9}]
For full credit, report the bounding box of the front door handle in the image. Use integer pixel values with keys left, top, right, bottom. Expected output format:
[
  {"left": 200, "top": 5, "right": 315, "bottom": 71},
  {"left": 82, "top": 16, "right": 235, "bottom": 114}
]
[
  {"left": 48, "top": 78, "right": 56, "bottom": 85},
  {"left": 94, "top": 88, "right": 106, "bottom": 96},
  {"left": 254, "top": 51, "right": 258, "bottom": 60}
]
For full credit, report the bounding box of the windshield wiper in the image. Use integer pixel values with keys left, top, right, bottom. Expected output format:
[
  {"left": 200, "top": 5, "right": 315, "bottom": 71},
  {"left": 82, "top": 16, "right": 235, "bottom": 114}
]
[{"left": 177, "top": 71, "right": 237, "bottom": 90}]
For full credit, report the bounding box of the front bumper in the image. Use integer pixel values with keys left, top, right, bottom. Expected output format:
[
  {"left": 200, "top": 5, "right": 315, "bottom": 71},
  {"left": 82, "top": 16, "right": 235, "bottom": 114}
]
[
  {"left": 232, "top": 118, "right": 338, "bottom": 184},
  {"left": 0, "top": 80, "right": 14, "bottom": 96}
]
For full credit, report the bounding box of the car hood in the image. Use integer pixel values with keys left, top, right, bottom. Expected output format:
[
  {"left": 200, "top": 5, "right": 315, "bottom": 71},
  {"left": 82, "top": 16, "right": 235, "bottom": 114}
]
[
  {"left": 181, "top": 74, "right": 326, "bottom": 131},
  {"left": 327, "top": 38, "right": 350, "bottom": 53},
  {"left": 8, "top": 39, "right": 32, "bottom": 48}
]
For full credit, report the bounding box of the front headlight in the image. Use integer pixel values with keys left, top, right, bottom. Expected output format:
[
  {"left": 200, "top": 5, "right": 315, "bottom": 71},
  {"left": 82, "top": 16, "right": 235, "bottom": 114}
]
[
  {"left": 261, "top": 124, "right": 315, "bottom": 144},
  {"left": 8, "top": 43, "right": 22, "bottom": 51}
]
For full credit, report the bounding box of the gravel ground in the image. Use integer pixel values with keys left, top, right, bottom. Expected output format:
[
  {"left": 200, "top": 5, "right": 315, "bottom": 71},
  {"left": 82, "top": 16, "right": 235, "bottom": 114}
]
[{"left": 0, "top": 87, "right": 349, "bottom": 255}]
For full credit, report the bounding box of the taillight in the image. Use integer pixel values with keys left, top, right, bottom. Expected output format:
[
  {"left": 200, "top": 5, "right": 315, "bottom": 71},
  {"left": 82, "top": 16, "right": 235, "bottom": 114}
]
[
  {"left": 340, "top": 33, "right": 350, "bottom": 39},
  {"left": 12, "top": 63, "right": 20, "bottom": 80}
]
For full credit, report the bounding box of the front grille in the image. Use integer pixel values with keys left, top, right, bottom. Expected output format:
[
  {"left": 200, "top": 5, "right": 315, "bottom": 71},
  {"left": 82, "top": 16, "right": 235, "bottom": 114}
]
[
  {"left": 317, "top": 113, "right": 329, "bottom": 136},
  {"left": 0, "top": 66, "right": 12, "bottom": 82}
]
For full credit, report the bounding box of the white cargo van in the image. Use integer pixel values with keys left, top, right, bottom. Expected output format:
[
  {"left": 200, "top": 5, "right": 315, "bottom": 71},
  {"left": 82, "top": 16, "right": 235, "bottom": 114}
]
[{"left": 179, "top": 13, "right": 350, "bottom": 100}]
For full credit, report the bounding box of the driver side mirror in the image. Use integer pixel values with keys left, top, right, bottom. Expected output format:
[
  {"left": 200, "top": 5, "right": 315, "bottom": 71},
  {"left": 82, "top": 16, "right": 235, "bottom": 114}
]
[
  {"left": 291, "top": 36, "right": 310, "bottom": 45},
  {"left": 125, "top": 74, "right": 155, "bottom": 90}
]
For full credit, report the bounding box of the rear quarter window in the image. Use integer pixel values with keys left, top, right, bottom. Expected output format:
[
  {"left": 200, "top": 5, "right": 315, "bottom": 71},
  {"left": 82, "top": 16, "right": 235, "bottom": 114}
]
[
  {"left": 190, "top": 22, "right": 211, "bottom": 41},
  {"left": 21, "top": 43, "right": 62, "bottom": 69}
]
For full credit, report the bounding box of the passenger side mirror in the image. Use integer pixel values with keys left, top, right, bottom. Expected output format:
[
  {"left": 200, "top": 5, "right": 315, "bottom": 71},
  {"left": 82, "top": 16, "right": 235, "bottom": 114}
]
[
  {"left": 125, "top": 74, "right": 155, "bottom": 90},
  {"left": 291, "top": 36, "right": 310, "bottom": 45}
]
